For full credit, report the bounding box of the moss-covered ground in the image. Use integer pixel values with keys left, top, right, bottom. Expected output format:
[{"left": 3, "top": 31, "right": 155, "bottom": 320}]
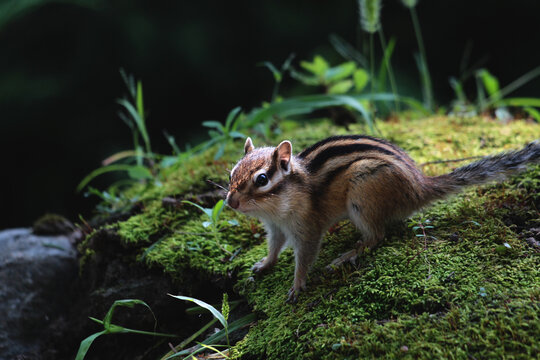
[{"left": 81, "top": 115, "right": 540, "bottom": 359}]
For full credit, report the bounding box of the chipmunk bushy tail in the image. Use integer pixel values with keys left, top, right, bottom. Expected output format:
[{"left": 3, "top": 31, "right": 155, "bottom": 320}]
[{"left": 426, "top": 140, "right": 540, "bottom": 201}]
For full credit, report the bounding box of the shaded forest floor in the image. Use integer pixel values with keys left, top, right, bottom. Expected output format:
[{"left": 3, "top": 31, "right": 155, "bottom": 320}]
[{"left": 73, "top": 115, "right": 539, "bottom": 359}]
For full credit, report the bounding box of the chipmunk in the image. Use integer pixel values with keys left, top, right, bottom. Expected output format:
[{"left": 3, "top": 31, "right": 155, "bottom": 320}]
[{"left": 226, "top": 135, "right": 540, "bottom": 303}]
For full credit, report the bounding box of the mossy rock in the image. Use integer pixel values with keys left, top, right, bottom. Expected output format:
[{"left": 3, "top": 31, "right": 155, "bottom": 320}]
[{"left": 80, "top": 115, "right": 540, "bottom": 359}]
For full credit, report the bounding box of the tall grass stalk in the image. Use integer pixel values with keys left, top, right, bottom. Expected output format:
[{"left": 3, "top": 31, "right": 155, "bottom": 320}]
[
  {"left": 377, "top": 29, "right": 399, "bottom": 111},
  {"left": 358, "top": 0, "right": 382, "bottom": 95},
  {"left": 403, "top": 0, "right": 433, "bottom": 110}
]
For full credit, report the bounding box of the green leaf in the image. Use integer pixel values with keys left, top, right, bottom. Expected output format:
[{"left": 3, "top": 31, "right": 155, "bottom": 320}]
[
  {"left": 224, "top": 107, "right": 242, "bottom": 131},
  {"left": 211, "top": 200, "right": 224, "bottom": 224},
  {"left": 377, "top": 37, "right": 396, "bottom": 92},
  {"left": 75, "top": 331, "right": 106, "bottom": 360},
  {"left": 259, "top": 61, "right": 282, "bottom": 82},
  {"left": 168, "top": 294, "right": 227, "bottom": 330},
  {"left": 163, "top": 313, "right": 256, "bottom": 359},
  {"left": 496, "top": 97, "right": 540, "bottom": 108},
  {"left": 136, "top": 81, "right": 145, "bottom": 124},
  {"left": 328, "top": 80, "right": 354, "bottom": 94},
  {"left": 353, "top": 69, "right": 369, "bottom": 92},
  {"left": 214, "top": 143, "right": 225, "bottom": 160},
  {"left": 198, "top": 343, "right": 229, "bottom": 358},
  {"left": 207, "top": 129, "right": 222, "bottom": 139},
  {"left": 523, "top": 106, "right": 540, "bottom": 121},
  {"left": 127, "top": 166, "right": 153, "bottom": 180},
  {"left": 289, "top": 69, "right": 321, "bottom": 86},
  {"left": 329, "top": 34, "right": 368, "bottom": 68},
  {"left": 202, "top": 221, "right": 212, "bottom": 228},
  {"left": 202, "top": 121, "right": 225, "bottom": 132},
  {"left": 77, "top": 164, "right": 138, "bottom": 192},
  {"left": 325, "top": 61, "right": 356, "bottom": 82},
  {"left": 228, "top": 131, "right": 246, "bottom": 139},
  {"left": 476, "top": 69, "right": 500, "bottom": 99},
  {"left": 449, "top": 77, "right": 467, "bottom": 103},
  {"left": 183, "top": 200, "right": 213, "bottom": 218},
  {"left": 103, "top": 299, "right": 152, "bottom": 329},
  {"left": 300, "top": 55, "right": 329, "bottom": 76}
]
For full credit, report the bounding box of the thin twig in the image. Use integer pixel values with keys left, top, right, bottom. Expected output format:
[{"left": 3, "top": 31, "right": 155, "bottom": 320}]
[{"left": 420, "top": 155, "right": 483, "bottom": 167}]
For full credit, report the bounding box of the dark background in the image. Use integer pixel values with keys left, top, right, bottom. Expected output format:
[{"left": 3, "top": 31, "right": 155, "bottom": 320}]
[{"left": 1, "top": 0, "right": 539, "bottom": 229}]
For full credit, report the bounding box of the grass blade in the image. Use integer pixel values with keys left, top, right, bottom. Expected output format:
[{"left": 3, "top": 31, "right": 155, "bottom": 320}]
[
  {"left": 104, "top": 299, "right": 154, "bottom": 329},
  {"left": 225, "top": 106, "right": 242, "bottom": 130},
  {"left": 77, "top": 164, "right": 138, "bottom": 192},
  {"left": 75, "top": 331, "right": 106, "bottom": 360},
  {"left": 168, "top": 294, "right": 227, "bottom": 330},
  {"left": 211, "top": 200, "right": 224, "bottom": 224},
  {"left": 163, "top": 313, "right": 256, "bottom": 360},
  {"left": 182, "top": 200, "right": 213, "bottom": 218},
  {"left": 495, "top": 97, "right": 540, "bottom": 108},
  {"left": 488, "top": 65, "right": 540, "bottom": 106},
  {"left": 329, "top": 34, "right": 368, "bottom": 68},
  {"left": 409, "top": 6, "right": 433, "bottom": 110},
  {"left": 197, "top": 343, "right": 229, "bottom": 358}
]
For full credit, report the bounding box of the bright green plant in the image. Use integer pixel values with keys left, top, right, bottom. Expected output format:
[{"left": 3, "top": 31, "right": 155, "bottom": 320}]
[
  {"left": 291, "top": 55, "right": 369, "bottom": 94},
  {"left": 450, "top": 66, "right": 540, "bottom": 120},
  {"left": 164, "top": 294, "right": 255, "bottom": 360},
  {"left": 77, "top": 71, "right": 155, "bottom": 193},
  {"left": 183, "top": 199, "right": 238, "bottom": 254},
  {"left": 75, "top": 299, "right": 175, "bottom": 360},
  {"left": 183, "top": 199, "right": 238, "bottom": 230},
  {"left": 118, "top": 69, "right": 152, "bottom": 161},
  {"left": 201, "top": 106, "right": 246, "bottom": 160}
]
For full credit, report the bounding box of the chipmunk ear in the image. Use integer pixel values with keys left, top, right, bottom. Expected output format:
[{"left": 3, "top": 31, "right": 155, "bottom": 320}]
[
  {"left": 244, "top": 137, "right": 254, "bottom": 154},
  {"left": 274, "top": 140, "right": 292, "bottom": 171}
]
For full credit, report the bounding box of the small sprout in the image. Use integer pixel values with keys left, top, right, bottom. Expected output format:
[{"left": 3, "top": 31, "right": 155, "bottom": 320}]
[
  {"left": 495, "top": 243, "right": 512, "bottom": 254},
  {"left": 479, "top": 287, "right": 487, "bottom": 297}
]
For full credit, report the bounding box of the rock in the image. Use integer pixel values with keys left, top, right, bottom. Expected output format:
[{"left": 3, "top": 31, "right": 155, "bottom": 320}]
[
  {"left": 32, "top": 213, "right": 75, "bottom": 236},
  {"left": 0, "top": 228, "right": 77, "bottom": 360}
]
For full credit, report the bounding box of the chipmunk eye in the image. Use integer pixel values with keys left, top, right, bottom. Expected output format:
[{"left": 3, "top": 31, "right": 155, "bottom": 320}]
[{"left": 255, "top": 173, "right": 268, "bottom": 187}]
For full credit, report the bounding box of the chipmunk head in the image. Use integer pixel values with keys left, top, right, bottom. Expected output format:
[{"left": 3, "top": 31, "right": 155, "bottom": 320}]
[{"left": 226, "top": 137, "right": 292, "bottom": 214}]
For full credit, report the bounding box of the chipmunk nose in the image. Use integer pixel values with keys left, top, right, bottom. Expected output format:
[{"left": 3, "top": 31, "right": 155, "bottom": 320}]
[{"left": 226, "top": 192, "right": 240, "bottom": 209}]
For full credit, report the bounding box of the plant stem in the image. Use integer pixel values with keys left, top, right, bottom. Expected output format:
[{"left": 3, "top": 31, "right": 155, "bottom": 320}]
[
  {"left": 377, "top": 29, "right": 400, "bottom": 111},
  {"left": 409, "top": 6, "right": 433, "bottom": 111},
  {"left": 369, "top": 32, "right": 375, "bottom": 95}
]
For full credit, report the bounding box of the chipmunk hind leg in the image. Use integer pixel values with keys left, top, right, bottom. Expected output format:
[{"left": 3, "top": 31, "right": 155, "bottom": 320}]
[{"left": 328, "top": 167, "right": 409, "bottom": 270}]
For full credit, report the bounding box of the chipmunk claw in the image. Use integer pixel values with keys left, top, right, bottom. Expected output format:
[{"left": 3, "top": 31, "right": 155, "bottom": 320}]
[
  {"left": 326, "top": 249, "right": 358, "bottom": 272},
  {"left": 286, "top": 287, "right": 299, "bottom": 304},
  {"left": 286, "top": 284, "right": 306, "bottom": 304},
  {"left": 252, "top": 257, "right": 273, "bottom": 274}
]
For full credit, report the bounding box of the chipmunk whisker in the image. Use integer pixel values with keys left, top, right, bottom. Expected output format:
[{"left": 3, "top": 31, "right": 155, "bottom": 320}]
[{"left": 206, "top": 179, "right": 229, "bottom": 192}]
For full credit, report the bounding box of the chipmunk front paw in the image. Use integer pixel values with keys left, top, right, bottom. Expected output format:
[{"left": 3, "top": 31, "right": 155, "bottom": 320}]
[
  {"left": 251, "top": 257, "right": 274, "bottom": 274},
  {"left": 286, "top": 283, "right": 306, "bottom": 304}
]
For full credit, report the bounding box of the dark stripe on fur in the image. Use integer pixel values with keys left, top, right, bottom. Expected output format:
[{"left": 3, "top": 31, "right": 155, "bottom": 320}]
[
  {"left": 298, "top": 135, "right": 404, "bottom": 159},
  {"left": 266, "top": 162, "right": 278, "bottom": 180},
  {"left": 253, "top": 172, "right": 306, "bottom": 199},
  {"left": 305, "top": 143, "right": 400, "bottom": 173},
  {"left": 310, "top": 156, "right": 390, "bottom": 210}
]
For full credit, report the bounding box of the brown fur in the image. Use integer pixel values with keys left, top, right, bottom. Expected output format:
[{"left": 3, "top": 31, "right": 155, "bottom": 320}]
[{"left": 226, "top": 136, "right": 540, "bottom": 303}]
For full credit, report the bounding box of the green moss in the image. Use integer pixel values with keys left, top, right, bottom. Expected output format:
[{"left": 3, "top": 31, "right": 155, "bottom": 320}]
[{"left": 84, "top": 115, "right": 540, "bottom": 359}]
